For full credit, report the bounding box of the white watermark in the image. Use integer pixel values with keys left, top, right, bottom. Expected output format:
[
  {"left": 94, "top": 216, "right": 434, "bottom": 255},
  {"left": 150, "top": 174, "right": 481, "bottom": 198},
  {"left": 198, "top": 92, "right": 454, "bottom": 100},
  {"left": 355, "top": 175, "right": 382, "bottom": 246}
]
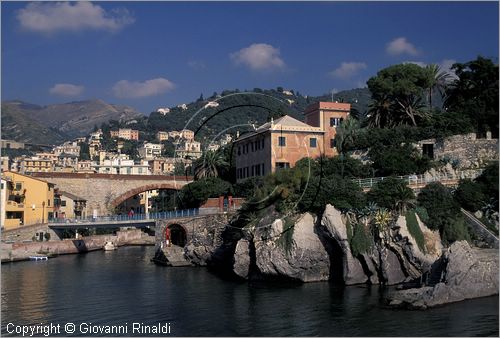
[{"left": 5, "top": 322, "right": 172, "bottom": 336}]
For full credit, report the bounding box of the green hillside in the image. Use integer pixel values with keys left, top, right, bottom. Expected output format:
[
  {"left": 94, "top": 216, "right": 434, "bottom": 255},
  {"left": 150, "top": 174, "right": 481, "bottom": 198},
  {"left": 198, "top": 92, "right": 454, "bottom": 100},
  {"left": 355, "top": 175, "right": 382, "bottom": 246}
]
[
  {"left": 141, "top": 87, "right": 371, "bottom": 143},
  {"left": 1, "top": 102, "right": 68, "bottom": 145}
]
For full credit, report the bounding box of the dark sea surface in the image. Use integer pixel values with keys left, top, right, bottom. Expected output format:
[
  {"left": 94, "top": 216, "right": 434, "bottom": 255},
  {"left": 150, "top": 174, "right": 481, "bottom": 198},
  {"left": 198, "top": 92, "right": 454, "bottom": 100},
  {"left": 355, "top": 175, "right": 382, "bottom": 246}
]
[{"left": 2, "top": 246, "right": 498, "bottom": 336}]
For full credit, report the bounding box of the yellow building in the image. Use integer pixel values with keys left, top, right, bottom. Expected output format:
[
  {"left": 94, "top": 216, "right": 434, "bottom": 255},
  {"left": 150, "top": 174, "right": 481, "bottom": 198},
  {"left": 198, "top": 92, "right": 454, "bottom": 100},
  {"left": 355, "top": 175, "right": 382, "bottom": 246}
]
[
  {"left": 1, "top": 171, "right": 54, "bottom": 229},
  {"left": 20, "top": 157, "right": 54, "bottom": 173}
]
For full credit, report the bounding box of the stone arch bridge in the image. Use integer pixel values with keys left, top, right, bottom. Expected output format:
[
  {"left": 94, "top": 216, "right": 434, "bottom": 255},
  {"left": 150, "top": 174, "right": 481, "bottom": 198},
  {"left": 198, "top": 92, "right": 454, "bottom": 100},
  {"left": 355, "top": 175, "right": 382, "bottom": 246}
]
[{"left": 31, "top": 172, "right": 193, "bottom": 216}]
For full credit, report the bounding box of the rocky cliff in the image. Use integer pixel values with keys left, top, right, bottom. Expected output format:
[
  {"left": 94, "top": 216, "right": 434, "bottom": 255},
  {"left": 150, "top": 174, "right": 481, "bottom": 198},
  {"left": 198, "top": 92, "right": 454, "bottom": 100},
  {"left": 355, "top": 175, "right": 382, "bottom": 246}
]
[
  {"left": 387, "top": 241, "right": 499, "bottom": 309},
  {"left": 209, "top": 204, "right": 443, "bottom": 284}
]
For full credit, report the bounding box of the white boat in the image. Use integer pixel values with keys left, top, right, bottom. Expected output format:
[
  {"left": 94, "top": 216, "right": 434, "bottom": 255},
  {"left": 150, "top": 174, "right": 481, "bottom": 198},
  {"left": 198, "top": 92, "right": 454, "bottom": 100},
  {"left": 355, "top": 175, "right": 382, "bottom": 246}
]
[
  {"left": 29, "top": 256, "right": 48, "bottom": 261},
  {"left": 103, "top": 241, "right": 117, "bottom": 251}
]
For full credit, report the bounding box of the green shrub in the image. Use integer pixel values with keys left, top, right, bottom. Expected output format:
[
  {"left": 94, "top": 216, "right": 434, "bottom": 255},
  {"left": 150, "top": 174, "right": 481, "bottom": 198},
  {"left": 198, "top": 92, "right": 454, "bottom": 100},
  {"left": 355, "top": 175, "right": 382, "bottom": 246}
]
[
  {"left": 475, "top": 162, "right": 499, "bottom": 210},
  {"left": 369, "top": 143, "right": 432, "bottom": 176},
  {"left": 454, "top": 179, "right": 486, "bottom": 212},
  {"left": 417, "top": 182, "right": 461, "bottom": 231},
  {"left": 414, "top": 206, "right": 429, "bottom": 223},
  {"left": 441, "top": 217, "right": 470, "bottom": 245},
  {"left": 179, "top": 177, "right": 233, "bottom": 208},
  {"left": 367, "top": 177, "right": 415, "bottom": 213},
  {"left": 405, "top": 210, "right": 426, "bottom": 253},
  {"left": 418, "top": 182, "right": 469, "bottom": 245},
  {"left": 350, "top": 222, "right": 373, "bottom": 257},
  {"left": 298, "top": 175, "right": 366, "bottom": 214},
  {"left": 233, "top": 177, "right": 265, "bottom": 198}
]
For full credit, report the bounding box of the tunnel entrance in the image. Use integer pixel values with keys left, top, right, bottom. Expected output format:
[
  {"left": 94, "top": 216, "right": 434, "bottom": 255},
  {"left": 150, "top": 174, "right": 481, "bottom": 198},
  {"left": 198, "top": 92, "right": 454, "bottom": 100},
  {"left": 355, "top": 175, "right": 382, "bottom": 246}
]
[{"left": 166, "top": 224, "right": 187, "bottom": 247}]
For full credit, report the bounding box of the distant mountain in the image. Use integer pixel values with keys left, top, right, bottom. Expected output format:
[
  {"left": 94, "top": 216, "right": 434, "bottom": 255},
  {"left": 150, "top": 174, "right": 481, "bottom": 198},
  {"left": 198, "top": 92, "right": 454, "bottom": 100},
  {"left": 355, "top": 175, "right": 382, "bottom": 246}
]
[
  {"left": 145, "top": 87, "right": 372, "bottom": 143},
  {"left": 1, "top": 103, "right": 68, "bottom": 145},
  {"left": 1, "top": 99, "right": 144, "bottom": 140}
]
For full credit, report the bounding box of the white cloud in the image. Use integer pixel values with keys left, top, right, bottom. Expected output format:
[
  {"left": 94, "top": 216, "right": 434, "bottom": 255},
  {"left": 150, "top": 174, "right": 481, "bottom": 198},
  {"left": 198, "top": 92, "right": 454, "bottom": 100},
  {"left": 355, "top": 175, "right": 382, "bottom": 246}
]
[
  {"left": 49, "top": 83, "right": 84, "bottom": 97},
  {"left": 230, "top": 43, "right": 285, "bottom": 71},
  {"left": 386, "top": 37, "right": 419, "bottom": 56},
  {"left": 187, "top": 60, "right": 206, "bottom": 70},
  {"left": 112, "top": 78, "right": 175, "bottom": 99},
  {"left": 17, "top": 2, "right": 134, "bottom": 34},
  {"left": 330, "top": 62, "right": 367, "bottom": 79}
]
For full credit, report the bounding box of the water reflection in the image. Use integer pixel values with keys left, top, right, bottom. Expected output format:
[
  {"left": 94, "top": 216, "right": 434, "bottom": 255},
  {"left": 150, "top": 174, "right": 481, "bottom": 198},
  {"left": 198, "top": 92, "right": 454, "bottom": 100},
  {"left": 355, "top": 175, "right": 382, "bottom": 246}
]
[{"left": 1, "top": 246, "right": 498, "bottom": 337}]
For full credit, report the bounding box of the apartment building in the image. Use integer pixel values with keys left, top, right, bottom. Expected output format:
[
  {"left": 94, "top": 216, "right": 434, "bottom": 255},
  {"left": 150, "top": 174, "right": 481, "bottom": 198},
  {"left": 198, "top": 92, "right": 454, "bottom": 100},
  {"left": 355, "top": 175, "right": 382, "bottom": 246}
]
[
  {"left": 138, "top": 143, "right": 162, "bottom": 160},
  {"left": 156, "top": 131, "right": 169, "bottom": 142},
  {"left": 149, "top": 157, "right": 192, "bottom": 175},
  {"left": 53, "top": 141, "right": 80, "bottom": 157},
  {"left": 20, "top": 157, "right": 54, "bottom": 174},
  {"left": 1, "top": 171, "right": 55, "bottom": 229},
  {"left": 54, "top": 190, "right": 87, "bottom": 219},
  {"left": 93, "top": 158, "right": 150, "bottom": 175},
  {"left": 110, "top": 128, "right": 139, "bottom": 141},
  {"left": 176, "top": 140, "right": 202, "bottom": 159}
]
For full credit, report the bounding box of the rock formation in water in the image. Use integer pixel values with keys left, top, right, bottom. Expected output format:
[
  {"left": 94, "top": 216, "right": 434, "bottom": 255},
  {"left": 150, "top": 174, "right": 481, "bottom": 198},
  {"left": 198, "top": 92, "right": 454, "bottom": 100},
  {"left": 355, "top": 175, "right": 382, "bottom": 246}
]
[
  {"left": 208, "top": 204, "right": 444, "bottom": 284},
  {"left": 387, "top": 241, "right": 499, "bottom": 309}
]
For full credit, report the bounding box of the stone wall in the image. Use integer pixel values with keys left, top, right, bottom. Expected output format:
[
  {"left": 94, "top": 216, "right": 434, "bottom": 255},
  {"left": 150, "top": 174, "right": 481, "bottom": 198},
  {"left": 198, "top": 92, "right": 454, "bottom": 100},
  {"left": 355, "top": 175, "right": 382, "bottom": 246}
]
[
  {"left": 1, "top": 229, "right": 152, "bottom": 262},
  {"left": 155, "top": 214, "right": 231, "bottom": 266},
  {"left": 1, "top": 223, "right": 60, "bottom": 242},
  {"left": 417, "top": 133, "right": 498, "bottom": 169}
]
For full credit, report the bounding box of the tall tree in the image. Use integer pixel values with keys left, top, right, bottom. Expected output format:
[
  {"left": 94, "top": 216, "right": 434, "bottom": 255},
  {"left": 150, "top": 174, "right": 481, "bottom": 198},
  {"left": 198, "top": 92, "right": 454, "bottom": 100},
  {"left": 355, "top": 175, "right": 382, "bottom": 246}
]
[
  {"left": 193, "top": 150, "right": 229, "bottom": 179},
  {"left": 444, "top": 56, "right": 499, "bottom": 137},
  {"left": 366, "top": 95, "right": 393, "bottom": 128},
  {"left": 366, "top": 63, "right": 429, "bottom": 127},
  {"left": 424, "top": 64, "right": 451, "bottom": 111},
  {"left": 334, "top": 117, "right": 360, "bottom": 156}
]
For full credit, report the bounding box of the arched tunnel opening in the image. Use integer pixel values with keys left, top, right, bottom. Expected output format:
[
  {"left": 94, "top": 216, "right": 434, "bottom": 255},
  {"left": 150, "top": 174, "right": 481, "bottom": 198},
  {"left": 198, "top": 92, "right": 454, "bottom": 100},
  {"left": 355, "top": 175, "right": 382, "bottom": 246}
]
[{"left": 167, "top": 224, "right": 187, "bottom": 247}]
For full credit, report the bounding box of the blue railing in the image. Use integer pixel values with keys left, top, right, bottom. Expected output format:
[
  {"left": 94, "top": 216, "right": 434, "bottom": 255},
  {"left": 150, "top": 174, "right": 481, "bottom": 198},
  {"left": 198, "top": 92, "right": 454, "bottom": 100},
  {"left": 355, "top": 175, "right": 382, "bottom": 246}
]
[{"left": 48, "top": 208, "right": 200, "bottom": 224}]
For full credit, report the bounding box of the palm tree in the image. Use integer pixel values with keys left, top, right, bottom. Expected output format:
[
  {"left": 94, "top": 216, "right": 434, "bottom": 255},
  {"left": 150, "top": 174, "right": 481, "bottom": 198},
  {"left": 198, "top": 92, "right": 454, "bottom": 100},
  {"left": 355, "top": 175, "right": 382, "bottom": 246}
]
[
  {"left": 425, "top": 64, "right": 451, "bottom": 111},
  {"left": 193, "top": 149, "right": 229, "bottom": 179},
  {"left": 366, "top": 95, "right": 393, "bottom": 128},
  {"left": 393, "top": 94, "right": 428, "bottom": 126},
  {"left": 334, "top": 117, "right": 360, "bottom": 156},
  {"left": 394, "top": 185, "right": 416, "bottom": 215}
]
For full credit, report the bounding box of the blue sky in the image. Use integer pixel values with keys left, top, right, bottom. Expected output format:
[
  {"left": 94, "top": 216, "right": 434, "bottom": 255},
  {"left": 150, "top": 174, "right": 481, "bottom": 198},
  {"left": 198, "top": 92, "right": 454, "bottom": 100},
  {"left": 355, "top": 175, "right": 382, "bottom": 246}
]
[{"left": 2, "top": 1, "right": 498, "bottom": 113}]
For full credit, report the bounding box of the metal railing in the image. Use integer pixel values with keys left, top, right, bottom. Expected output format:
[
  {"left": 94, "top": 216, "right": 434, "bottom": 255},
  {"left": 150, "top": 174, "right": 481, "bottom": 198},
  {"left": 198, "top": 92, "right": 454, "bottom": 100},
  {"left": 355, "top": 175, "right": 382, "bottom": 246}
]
[
  {"left": 48, "top": 208, "right": 200, "bottom": 224},
  {"left": 352, "top": 169, "right": 484, "bottom": 190}
]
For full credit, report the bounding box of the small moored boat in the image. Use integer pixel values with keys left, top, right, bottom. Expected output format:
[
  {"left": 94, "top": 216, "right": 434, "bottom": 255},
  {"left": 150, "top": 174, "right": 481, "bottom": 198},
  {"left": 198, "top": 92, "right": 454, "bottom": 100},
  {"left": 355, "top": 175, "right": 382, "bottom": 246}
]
[
  {"left": 103, "top": 241, "right": 117, "bottom": 251},
  {"left": 29, "top": 256, "right": 48, "bottom": 261}
]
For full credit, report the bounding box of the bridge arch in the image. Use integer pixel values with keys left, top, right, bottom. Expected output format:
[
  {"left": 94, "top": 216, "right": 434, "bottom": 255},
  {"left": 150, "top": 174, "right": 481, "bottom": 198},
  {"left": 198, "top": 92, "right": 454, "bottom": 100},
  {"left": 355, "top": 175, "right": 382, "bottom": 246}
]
[{"left": 111, "top": 183, "right": 182, "bottom": 209}]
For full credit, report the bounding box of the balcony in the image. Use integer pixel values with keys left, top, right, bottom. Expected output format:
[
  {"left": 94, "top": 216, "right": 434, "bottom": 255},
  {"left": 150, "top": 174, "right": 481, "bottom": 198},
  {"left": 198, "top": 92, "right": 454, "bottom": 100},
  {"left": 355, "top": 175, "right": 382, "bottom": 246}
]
[{"left": 6, "top": 200, "right": 24, "bottom": 211}]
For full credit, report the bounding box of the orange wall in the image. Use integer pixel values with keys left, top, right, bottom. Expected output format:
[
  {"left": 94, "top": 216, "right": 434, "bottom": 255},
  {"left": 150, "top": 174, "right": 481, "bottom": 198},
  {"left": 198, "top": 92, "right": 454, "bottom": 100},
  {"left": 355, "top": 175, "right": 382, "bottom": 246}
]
[{"left": 270, "top": 131, "right": 324, "bottom": 171}]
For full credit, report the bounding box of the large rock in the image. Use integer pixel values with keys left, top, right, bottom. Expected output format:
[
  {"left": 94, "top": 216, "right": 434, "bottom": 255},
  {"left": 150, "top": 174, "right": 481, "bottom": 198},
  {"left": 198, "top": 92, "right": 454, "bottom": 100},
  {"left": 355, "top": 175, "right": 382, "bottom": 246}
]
[
  {"left": 320, "top": 205, "right": 367, "bottom": 285},
  {"left": 252, "top": 213, "right": 331, "bottom": 282},
  {"left": 233, "top": 239, "right": 251, "bottom": 279},
  {"left": 396, "top": 215, "right": 442, "bottom": 267},
  {"left": 388, "top": 241, "right": 499, "bottom": 309},
  {"left": 185, "top": 244, "right": 212, "bottom": 266},
  {"left": 380, "top": 247, "right": 407, "bottom": 285}
]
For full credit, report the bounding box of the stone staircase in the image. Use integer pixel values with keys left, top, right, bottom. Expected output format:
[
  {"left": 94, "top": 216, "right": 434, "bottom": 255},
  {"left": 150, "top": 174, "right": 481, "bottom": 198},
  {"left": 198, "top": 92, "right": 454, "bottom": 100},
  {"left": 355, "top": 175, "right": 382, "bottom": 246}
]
[{"left": 153, "top": 245, "right": 192, "bottom": 267}]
